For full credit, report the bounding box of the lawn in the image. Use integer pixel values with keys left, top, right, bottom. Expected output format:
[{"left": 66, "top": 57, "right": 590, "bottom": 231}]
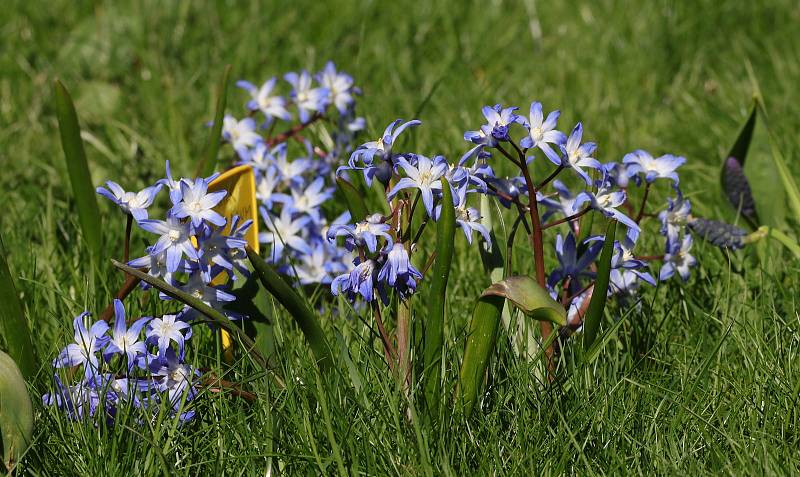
[{"left": 2, "top": 0, "right": 800, "bottom": 474}]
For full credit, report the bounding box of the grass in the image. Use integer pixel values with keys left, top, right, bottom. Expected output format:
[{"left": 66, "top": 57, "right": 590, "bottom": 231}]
[{"left": 2, "top": 0, "right": 800, "bottom": 474}]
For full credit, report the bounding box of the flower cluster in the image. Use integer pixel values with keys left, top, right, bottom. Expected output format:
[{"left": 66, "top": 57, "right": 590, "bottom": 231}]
[
  {"left": 44, "top": 301, "right": 200, "bottom": 423},
  {"left": 98, "top": 162, "right": 251, "bottom": 320},
  {"left": 331, "top": 120, "right": 492, "bottom": 303},
  {"left": 336, "top": 100, "right": 700, "bottom": 331},
  {"left": 224, "top": 62, "right": 364, "bottom": 285}
]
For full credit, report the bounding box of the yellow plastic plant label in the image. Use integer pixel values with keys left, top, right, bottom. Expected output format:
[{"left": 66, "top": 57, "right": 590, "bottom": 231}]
[
  {"left": 207, "top": 164, "right": 260, "bottom": 253},
  {"left": 206, "top": 164, "right": 260, "bottom": 359}
]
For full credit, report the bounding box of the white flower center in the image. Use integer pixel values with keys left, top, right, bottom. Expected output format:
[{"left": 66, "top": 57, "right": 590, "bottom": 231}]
[{"left": 168, "top": 229, "right": 181, "bottom": 242}]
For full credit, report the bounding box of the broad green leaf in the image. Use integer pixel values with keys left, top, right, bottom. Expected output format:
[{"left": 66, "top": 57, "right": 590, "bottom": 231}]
[
  {"left": 245, "top": 247, "right": 333, "bottom": 371},
  {"left": 456, "top": 294, "right": 504, "bottom": 416},
  {"left": 0, "top": 233, "right": 36, "bottom": 379},
  {"left": 582, "top": 220, "right": 616, "bottom": 349},
  {"left": 54, "top": 80, "right": 102, "bottom": 262},
  {"left": 759, "top": 109, "right": 800, "bottom": 225},
  {"left": 0, "top": 350, "right": 33, "bottom": 471},
  {"left": 720, "top": 103, "right": 759, "bottom": 227},
  {"left": 336, "top": 177, "right": 369, "bottom": 222},
  {"left": 481, "top": 276, "right": 567, "bottom": 326},
  {"left": 725, "top": 102, "right": 757, "bottom": 165},
  {"left": 200, "top": 65, "right": 232, "bottom": 177},
  {"left": 110, "top": 260, "right": 269, "bottom": 371},
  {"left": 423, "top": 178, "right": 455, "bottom": 412}
]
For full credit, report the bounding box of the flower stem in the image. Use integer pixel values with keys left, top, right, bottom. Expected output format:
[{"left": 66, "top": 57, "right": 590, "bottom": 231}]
[
  {"left": 266, "top": 113, "right": 322, "bottom": 147},
  {"left": 542, "top": 207, "right": 591, "bottom": 230},
  {"left": 635, "top": 182, "right": 652, "bottom": 223},
  {"left": 506, "top": 142, "right": 554, "bottom": 369},
  {"left": 123, "top": 214, "right": 133, "bottom": 263},
  {"left": 371, "top": 299, "right": 397, "bottom": 370},
  {"left": 536, "top": 165, "right": 564, "bottom": 192}
]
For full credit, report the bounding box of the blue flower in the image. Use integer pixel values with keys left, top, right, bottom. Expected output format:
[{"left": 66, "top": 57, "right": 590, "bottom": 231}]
[
  {"left": 171, "top": 177, "right": 228, "bottom": 228},
  {"left": 278, "top": 177, "right": 334, "bottom": 222},
  {"left": 146, "top": 312, "right": 192, "bottom": 358},
  {"left": 43, "top": 375, "right": 101, "bottom": 421},
  {"left": 331, "top": 258, "right": 379, "bottom": 302},
  {"left": 222, "top": 116, "right": 263, "bottom": 160},
  {"left": 348, "top": 119, "right": 421, "bottom": 172},
  {"left": 610, "top": 240, "right": 656, "bottom": 287},
  {"left": 519, "top": 101, "right": 566, "bottom": 163},
  {"left": 272, "top": 143, "right": 310, "bottom": 187},
  {"left": 559, "top": 123, "right": 602, "bottom": 184},
  {"left": 259, "top": 207, "right": 312, "bottom": 262},
  {"left": 255, "top": 166, "right": 281, "bottom": 208},
  {"left": 317, "top": 61, "right": 356, "bottom": 113},
  {"left": 137, "top": 216, "right": 200, "bottom": 273},
  {"left": 294, "top": 241, "right": 350, "bottom": 285},
  {"left": 659, "top": 234, "right": 696, "bottom": 281},
  {"left": 179, "top": 271, "right": 237, "bottom": 318},
  {"left": 658, "top": 189, "right": 691, "bottom": 245},
  {"left": 465, "top": 105, "right": 521, "bottom": 146},
  {"left": 602, "top": 161, "right": 635, "bottom": 188},
  {"left": 236, "top": 78, "right": 291, "bottom": 122},
  {"left": 102, "top": 299, "right": 150, "bottom": 370},
  {"left": 128, "top": 246, "right": 175, "bottom": 285},
  {"left": 149, "top": 347, "right": 201, "bottom": 420},
  {"left": 388, "top": 154, "right": 449, "bottom": 217},
  {"left": 327, "top": 214, "right": 393, "bottom": 253},
  {"left": 284, "top": 70, "right": 329, "bottom": 123},
  {"left": 196, "top": 217, "right": 250, "bottom": 277},
  {"left": 623, "top": 150, "right": 685, "bottom": 184},
  {"left": 53, "top": 313, "right": 109, "bottom": 380},
  {"left": 378, "top": 243, "right": 422, "bottom": 300},
  {"left": 547, "top": 233, "right": 604, "bottom": 291},
  {"left": 96, "top": 181, "right": 162, "bottom": 220},
  {"left": 573, "top": 178, "right": 640, "bottom": 241},
  {"left": 435, "top": 202, "right": 491, "bottom": 246}
]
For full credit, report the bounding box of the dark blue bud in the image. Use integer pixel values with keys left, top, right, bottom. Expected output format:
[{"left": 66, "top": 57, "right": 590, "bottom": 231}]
[{"left": 688, "top": 217, "right": 748, "bottom": 250}]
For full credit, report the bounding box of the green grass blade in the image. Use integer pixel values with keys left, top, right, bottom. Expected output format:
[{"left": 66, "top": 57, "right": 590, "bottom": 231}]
[
  {"left": 245, "top": 247, "right": 333, "bottom": 371},
  {"left": 0, "top": 234, "right": 36, "bottom": 379},
  {"left": 582, "top": 219, "right": 616, "bottom": 350},
  {"left": 54, "top": 80, "right": 102, "bottom": 262},
  {"left": 336, "top": 177, "right": 369, "bottom": 222},
  {"left": 423, "top": 178, "right": 455, "bottom": 412},
  {"left": 110, "top": 259, "right": 269, "bottom": 370},
  {"left": 200, "top": 65, "right": 232, "bottom": 177},
  {"left": 0, "top": 350, "right": 33, "bottom": 471},
  {"left": 456, "top": 294, "right": 504, "bottom": 416}
]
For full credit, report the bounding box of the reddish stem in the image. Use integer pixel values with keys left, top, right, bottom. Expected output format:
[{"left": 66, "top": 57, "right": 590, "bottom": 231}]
[
  {"left": 635, "top": 182, "right": 651, "bottom": 223},
  {"left": 542, "top": 207, "right": 591, "bottom": 230},
  {"left": 267, "top": 113, "right": 322, "bottom": 147}
]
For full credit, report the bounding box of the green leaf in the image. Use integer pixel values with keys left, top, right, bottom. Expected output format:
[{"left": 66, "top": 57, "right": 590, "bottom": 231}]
[
  {"left": 758, "top": 104, "right": 800, "bottom": 225},
  {"left": 0, "top": 234, "right": 36, "bottom": 380},
  {"left": 110, "top": 260, "right": 269, "bottom": 371},
  {"left": 336, "top": 177, "right": 369, "bottom": 222},
  {"left": 245, "top": 247, "right": 333, "bottom": 371},
  {"left": 423, "top": 178, "right": 455, "bottom": 412},
  {"left": 481, "top": 276, "right": 566, "bottom": 326},
  {"left": 0, "top": 350, "right": 33, "bottom": 471},
  {"left": 199, "top": 65, "right": 232, "bottom": 177},
  {"left": 720, "top": 103, "right": 759, "bottom": 227},
  {"left": 54, "top": 80, "right": 102, "bottom": 262},
  {"left": 725, "top": 101, "right": 757, "bottom": 165},
  {"left": 582, "top": 219, "right": 616, "bottom": 349},
  {"left": 456, "top": 294, "right": 504, "bottom": 416}
]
